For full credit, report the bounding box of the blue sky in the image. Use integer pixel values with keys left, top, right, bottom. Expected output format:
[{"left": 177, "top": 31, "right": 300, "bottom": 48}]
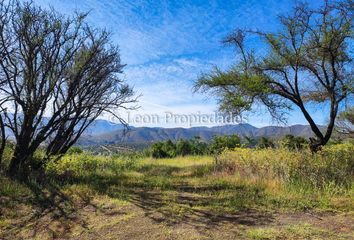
[{"left": 36, "top": 0, "right": 326, "bottom": 128}]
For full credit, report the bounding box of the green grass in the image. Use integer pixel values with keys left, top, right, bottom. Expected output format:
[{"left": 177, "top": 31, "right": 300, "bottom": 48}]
[
  {"left": 246, "top": 223, "right": 338, "bottom": 240},
  {"left": 1, "top": 144, "right": 353, "bottom": 239}
]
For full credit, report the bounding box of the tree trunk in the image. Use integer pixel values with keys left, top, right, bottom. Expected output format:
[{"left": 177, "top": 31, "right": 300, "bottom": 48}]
[
  {"left": 8, "top": 144, "right": 31, "bottom": 176},
  {"left": 0, "top": 115, "right": 6, "bottom": 166},
  {"left": 309, "top": 137, "right": 324, "bottom": 153}
]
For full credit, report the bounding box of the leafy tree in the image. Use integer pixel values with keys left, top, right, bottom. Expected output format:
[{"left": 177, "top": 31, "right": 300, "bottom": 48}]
[
  {"left": 151, "top": 140, "right": 177, "bottom": 158},
  {"left": 190, "top": 136, "right": 208, "bottom": 155},
  {"left": 0, "top": 1, "right": 135, "bottom": 175},
  {"left": 281, "top": 134, "right": 308, "bottom": 150},
  {"left": 163, "top": 140, "right": 177, "bottom": 158},
  {"left": 176, "top": 139, "right": 192, "bottom": 156},
  {"left": 195, "top": 1, "right": 353, "bottom": 152},
  {"left": 257, "top": 137, "right": 275, "bottom": 149},
  {"left": 210, "top": 134, "right": 241, "bottom": 153},
  {"left": 335, "top": 106, "right": 354, "bottom": 137},
  {"left": 151, "top": 142, "right": 168, "bottom": 158},
  {"left": 243, "top": 136, "right": 257, "bottom": 148}
]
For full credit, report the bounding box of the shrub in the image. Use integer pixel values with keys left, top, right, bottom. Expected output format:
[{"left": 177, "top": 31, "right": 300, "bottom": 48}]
[
  {"left": 189, "top": 136, "right": 208, "bottom": 155},
  {"left": 67, "top": 146, "right": 83, "bottom": 155},
  {"left": 217, "top": 143, "right": 354, "bottom": 191},
  {"left": 281, "top": 134, "right": 308, "bottom": 150},
  {"left": 151, "top": 140, "right": 176, "bottom": 158},
  {"left": 257, "top": 137, "right": 275, "bottom": 149},
  {"left": 176, "top": 140, "right": 192, "bottom": 156},
  {"left": 210, "top": 134, "right": 241, "bottom": 154},
  {"left": 150, "top": 137, "right": 209, "bottom": 158},
  {"left": 45, "top": 154, "right": 138, "bottom": 178}
]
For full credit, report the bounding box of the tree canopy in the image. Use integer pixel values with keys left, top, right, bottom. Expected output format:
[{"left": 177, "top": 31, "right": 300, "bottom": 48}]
[
  {"left": 195, "top": 0, "right": 353, "bottom": 151},
  {"left": 0, "top": 0, "right": 136, "bottom": 175}
]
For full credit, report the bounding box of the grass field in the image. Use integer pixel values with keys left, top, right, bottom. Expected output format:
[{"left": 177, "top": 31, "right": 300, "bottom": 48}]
[{"left": 0, "top": 145, "right": 353, "bottom": 239}]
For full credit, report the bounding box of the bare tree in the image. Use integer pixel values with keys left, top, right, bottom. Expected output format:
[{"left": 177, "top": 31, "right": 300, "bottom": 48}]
[
  {"left": 0, "top": 1, "right": 136, "bottom": 175},
  {"left": 45, "top": 34, "right": 135, "bottom": 156},
  {"left": 195, "top": 0, "right": 353, "bottom": 151}
]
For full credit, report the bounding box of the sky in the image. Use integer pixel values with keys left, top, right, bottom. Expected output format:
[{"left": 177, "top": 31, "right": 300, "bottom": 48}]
[{"left": 36, "top": 0, "right": 327, "bottom": 128}]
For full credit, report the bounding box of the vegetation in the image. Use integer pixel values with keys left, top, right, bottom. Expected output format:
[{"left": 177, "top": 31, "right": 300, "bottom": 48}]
[
  {"left": 336, "top": 106, "right": 354, "bottom": 137},
  {"left": 280, "top": 134, "right": 308, "bottom": 150},
  {"left": 256, "top": 136, "right": 275, "bottom": 149},
  {"left": 150, "top": 134, "right": 240, "bottom": 158},
  {"left": 0, "top": 0, "right": 352, "bottom": 238},
  {"left": 0, "top": 0, "right": 136, "bottom": 176},
  {"left": 0, "top": 143, "right": 353, "bottom": 239},
  {"left": 195, "top": 1, "right": 353, "bottom": 151}
]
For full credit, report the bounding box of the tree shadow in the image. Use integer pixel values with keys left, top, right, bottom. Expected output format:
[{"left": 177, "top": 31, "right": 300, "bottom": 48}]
[
  {"left": 59, "top": 164, "right": 275, "bottom": 231},
  {"left": 1, "top": 175, "right": 123, "bottom": 239},
  {"left": 128, "top": 184, "right": 275, "bottom": 230},
  {"left": 2, "top": 163, "right": 275, "bottom": 238}
]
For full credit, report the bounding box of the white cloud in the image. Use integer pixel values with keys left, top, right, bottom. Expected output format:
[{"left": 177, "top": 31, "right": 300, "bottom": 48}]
[{"left": 34, "top": 0, "right": 325, "bottom": 128}]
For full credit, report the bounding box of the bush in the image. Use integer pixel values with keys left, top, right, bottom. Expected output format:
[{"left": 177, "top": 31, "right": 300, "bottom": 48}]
[
  {"left": 281, "top": 134, "right": 308, "bottom": 150},
  {"left": 151, "top": 142, "right": 170, "bottom": 158},
  {"left": 150, "top": 137, "right": 210, "bottom": 158},
  {"left": 45, "top": 154, "right": 138, "bottom": 178},
  {"left": 210, "top": 134, "right": 241, "bottom": 154},
  {"left": 217, "top": 143, "right": 354, "bottom": 190},
  {"left": 150, "top": 135, "right": 242, "bottom": 158},
  {"left": 257, "top": 137, "right": 275, "bottom": 149},
  {"left": 67, "top": 146, "right": 83, "bottom": 155},
  {"left": 189, "top": 136, "right": 208, "bottom": 155},
  {"left": 176, "top": 139, "right": 192, "bottom": 156},
  {"left": 150, "top": 140, "right": 177, "bottom": 158}
]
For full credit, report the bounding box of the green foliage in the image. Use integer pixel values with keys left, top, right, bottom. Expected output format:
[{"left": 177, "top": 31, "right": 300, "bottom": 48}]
[
  {"left": 150, "top": 135, "right": 240, "bottom": 158},
  {"left": 243, "top": 136, "right": 257, "bottom": 148},
  {"left": 194, "top": 2, "right": 353, "bottom": 148},
  {"left": 45, "top": 154, "right": 139, "bottom": 177},
  {"left": 66, "top": 146, "right": 84, "bottom": 155},
  {"left": 281, "top": 134, "right": 308, "bottom": 150},
  {"left": 336, "top": 106, "right": 354, "bottom": 136},
  {"left": 1, "top": 143, "right": 353, "bottom": 239},
  {"left": 218, "top": 143, "right": 354, "bottom": 192},
  {"left": 150, "top": 137, "right": 210, "bottom": 158},
  {"left": 150, "top": 140, "right": 178, "bottom": 158},
  {"left": 175, "top": 139, "right": 192, "bottom": 156},
  {"left": 189, "top": 136, "right": 208, "bottom": 155},
  {"left": 210, "top": 134, "right": 241, "bottom": 154},
  {"left": 256, "top": 137, "right": 275, "bottom": 149}
]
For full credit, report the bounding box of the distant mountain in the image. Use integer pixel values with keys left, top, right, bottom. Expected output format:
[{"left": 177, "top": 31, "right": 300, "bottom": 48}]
[
  {"left": 83, "top": 119, "right": 125, "bottom": 136},
  {"left": 78, "top": 122, "right": 317, "bottom": 146}
]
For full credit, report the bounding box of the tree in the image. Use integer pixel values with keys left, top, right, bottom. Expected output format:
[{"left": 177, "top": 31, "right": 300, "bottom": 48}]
[
  {"left": 335, "top": 106, "right": 354, "bottom": 137},
  {"left": 244, "top": 136, "right": 257, "bottom": 148},
  {"left": 176, "top": 139, "right": 192, "bottom": 156},
  {"left": 210, "top": 134, "right": 240, "bottom": 154},
  {"left": 163, "top": 139, "right": 177, "bottom": 158},
  {"left": 257, "top": 137, "right": 275, "bottom": 149},
  {"left": 190, "top": 136, "right": 208, "bottom": 155},
  {"left": 195, "top": 1, "right": 353, "bottom": 152},
  {"left": 150, "top": 140, "right": 177, "bottom": 158},
  {"left": 0, "top": 1, "right": 135, "bottom": 175},
  {"left": 281, "top": 134, "right": 308, "bottom": 150}
]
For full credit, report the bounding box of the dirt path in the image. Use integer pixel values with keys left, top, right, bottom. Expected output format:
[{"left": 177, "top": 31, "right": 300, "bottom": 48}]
[
  {"left": 1, "top": 155, "right": 353, "bottom": 239},
  {"left": 3, "top": 190, "right": 353, "bottom": 240}
]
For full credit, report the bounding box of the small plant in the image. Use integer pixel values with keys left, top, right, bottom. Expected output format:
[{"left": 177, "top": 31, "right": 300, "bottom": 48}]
[
  {"left": 218, "top": 143, "right": 354, "bottom": 192},
  {"left": 66, "top": 146, "right": 84, "bottom": 155},
  {"left": 281, "top": 134, "right": 308, "bottom": 150}
]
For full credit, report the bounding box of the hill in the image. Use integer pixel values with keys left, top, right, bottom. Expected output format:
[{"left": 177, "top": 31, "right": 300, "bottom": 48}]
[{"left": 79, "top": 121, "right": 316, "bottom": 146}]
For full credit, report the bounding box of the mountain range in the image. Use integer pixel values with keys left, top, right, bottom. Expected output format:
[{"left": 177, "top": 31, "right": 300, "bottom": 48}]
[{"left": 78, "top": 120, "right": 316, "bottom": 146}]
